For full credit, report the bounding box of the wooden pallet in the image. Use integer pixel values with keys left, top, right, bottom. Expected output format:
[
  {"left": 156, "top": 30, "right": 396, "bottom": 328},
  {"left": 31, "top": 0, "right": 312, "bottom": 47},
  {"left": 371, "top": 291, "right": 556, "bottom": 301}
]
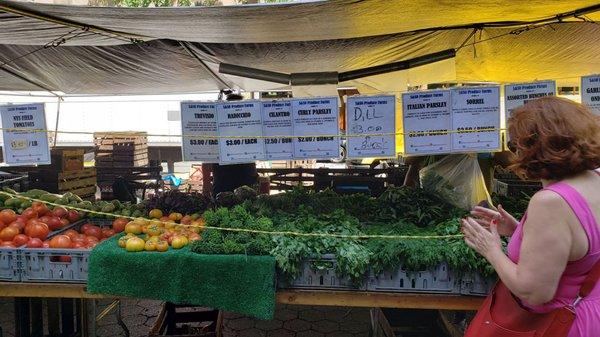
[{"left": 29, "top": 168, "right": 97, "bottom": 198}]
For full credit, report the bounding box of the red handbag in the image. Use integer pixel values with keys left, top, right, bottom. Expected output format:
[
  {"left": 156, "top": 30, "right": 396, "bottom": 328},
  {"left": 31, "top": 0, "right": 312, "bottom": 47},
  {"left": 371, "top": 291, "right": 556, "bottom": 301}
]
[{"left": 464, "top": 259, "right": 600, "bottom": 337}]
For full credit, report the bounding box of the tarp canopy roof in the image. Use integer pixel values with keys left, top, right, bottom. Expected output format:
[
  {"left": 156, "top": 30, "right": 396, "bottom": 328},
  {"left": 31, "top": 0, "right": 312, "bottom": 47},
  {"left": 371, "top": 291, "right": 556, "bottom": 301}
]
[{"left": 0, "top": 0, "right": 599, "bottom": 95}]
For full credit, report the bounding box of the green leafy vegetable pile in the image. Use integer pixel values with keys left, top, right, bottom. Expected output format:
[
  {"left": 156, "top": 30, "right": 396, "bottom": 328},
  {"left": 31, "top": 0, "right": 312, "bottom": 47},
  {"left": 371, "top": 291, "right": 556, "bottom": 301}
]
[{"left": 190, "top": 186, "right": 511, "bottom": 283}]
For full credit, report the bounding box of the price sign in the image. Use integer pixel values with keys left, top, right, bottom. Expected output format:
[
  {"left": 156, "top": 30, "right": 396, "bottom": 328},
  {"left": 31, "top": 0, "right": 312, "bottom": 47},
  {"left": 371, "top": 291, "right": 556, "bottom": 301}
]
[
  {"left": 582, "top": 75, "right": 600, "bottom": 115},
  {"left": 402, "top": 90, "right": 451, "bottom": 155},
  {"left": 180, "top": 102, "right": 219, "bottom": 162},
  {"left": 346, "top": 95, "right": 396, "bottom": 158},
  {"left": 216, "top": 101, "right": 265, "bottom": 164},
  {"left": 504, "top": 80, "right": 556, "bottom": 120},
  {"left": 0, "top": 103, "right": 50, "bottom": 166},
  {"left": 261, "top": 101, "right": 294, "bottom": 160},
  {"left": 291, "top": 97, "right": 340, "bottom": 159},
  {"left": 451, "top": 86, "right": 501, "bottom": 152}
]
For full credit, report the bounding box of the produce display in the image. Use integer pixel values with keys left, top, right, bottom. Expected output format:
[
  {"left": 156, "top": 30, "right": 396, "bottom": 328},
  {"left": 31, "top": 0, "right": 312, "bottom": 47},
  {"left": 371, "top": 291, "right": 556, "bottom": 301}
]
[
  {"left": 0, "top": 183, "right": 532, "bottom": 290},
  {"left": 112, "top": 210, "right": 203, "bottom": 253},
  {"left": 190, "top": 187, "right": 492, "bottom": 284},
  {"left": 0, "top": 201, "right": 80, "bottom": 248}
]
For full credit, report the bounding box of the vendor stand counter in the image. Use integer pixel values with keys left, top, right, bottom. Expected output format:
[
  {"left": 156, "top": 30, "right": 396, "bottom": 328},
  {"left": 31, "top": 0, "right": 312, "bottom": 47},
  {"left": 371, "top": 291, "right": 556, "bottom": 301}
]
[{"left": 0, "top": 282, "right": 484, "bottom": 337}]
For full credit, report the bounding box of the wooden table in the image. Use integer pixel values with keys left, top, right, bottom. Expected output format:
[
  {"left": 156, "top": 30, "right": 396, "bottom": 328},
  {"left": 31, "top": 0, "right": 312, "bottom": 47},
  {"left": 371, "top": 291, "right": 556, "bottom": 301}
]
[{"left": 0, "top": 282, "right": 483, "bottom": 311}]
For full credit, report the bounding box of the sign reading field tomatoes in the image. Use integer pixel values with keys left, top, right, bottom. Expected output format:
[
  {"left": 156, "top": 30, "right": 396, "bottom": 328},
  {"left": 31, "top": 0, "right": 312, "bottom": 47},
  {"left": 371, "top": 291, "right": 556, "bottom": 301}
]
[
  {"left": 402, "top": 90, "right": 452, "bottom": 155},
  {"left": 216, "top": 101, "right": 265, "bottom": 164},
  {"left": 180, "top": 102, "right": 219, "bottom": 163},
  {"left": 504, "top": 80, "right": 556, "bottom": 120},
  {"left": 261, "top": 100, "right": 294, "bottom": 160},
  {"left": 582, "top": 74, "right": 600, "bottom": 115},
  {"left": 451, "top": 86, "right": 501, "bottom": 152},
  {"left": 291, "top": 97, "right": 340, "bottom": 159},
  {"left": 346, "top": 95, "right": 396, "bottom": 158},
  {"left": 0, "top": 103, "right": 50, "bottom": 166}
]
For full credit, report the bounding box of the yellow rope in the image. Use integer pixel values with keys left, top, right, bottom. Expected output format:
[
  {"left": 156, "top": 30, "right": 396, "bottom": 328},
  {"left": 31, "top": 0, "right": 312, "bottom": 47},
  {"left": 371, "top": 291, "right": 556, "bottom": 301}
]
[{"left": 0, "top": 191, "right": 464, "bottom": 241}]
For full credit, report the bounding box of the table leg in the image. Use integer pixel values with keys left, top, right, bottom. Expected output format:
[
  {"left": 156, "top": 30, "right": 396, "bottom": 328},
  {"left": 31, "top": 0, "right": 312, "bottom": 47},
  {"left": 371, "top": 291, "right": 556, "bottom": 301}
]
[
  {"left": 30, "top": 299, "right": 43, "bottom": 337},
  {"left": 60, "top": 299, "right": 74, "bottom": 336},
  {"left": 14, "top": 298, "right": 30, "bottom": 337},
  {"left": 47, "top": 299, "right": 60, "bottom": 337},
  {"left": 80, "top": 299, "right": 96, "bottom": 337}
]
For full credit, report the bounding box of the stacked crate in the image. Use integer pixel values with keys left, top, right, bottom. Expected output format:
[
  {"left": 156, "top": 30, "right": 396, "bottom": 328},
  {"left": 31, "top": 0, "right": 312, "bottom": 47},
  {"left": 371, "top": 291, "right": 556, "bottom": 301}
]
[
  {"left": 94, "top": 132, "right": 150, "bottom": 199},
  {"left": 28, "top": 149, "right": 97, "bottom": 200},
  {"left": 94, "top": 132, "right": 149, "bottom": 168}
]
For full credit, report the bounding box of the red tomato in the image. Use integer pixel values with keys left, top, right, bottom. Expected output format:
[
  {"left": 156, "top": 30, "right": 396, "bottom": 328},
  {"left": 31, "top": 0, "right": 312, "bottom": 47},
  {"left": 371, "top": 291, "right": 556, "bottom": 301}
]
[
  {"left": 58, "top": 256, "right": 72, "bottom": 263},
  {"left": 81, "top": 223, "right": 92, "bottom": 233},
  {"left": 32, "top": 202, "right": 49, "bottom": 216},
  {"left": 0, "top": 227, "right": 19, "bottom": 241},
  {"left": 26, "top": 238, "right": 43, "bottom": 248},
  {"left": 0, "top": 209, "right": 17, "bottom": 224},
  {"left": 102, "top": 228, "right": 115, "bottom": 238},
  {"left": 86, "top": 242, "right": 98, "bottom": 249},
  {"left": 84, "top": 227, "right": 103, "bottom": 240},
  {"left": 63, "top": 229, "right": 78, "bottom": 239},
  {"left": 84, "top": 236, "right": 99, "bottom": 244},
  {"left": 72, "top": 234, "right": 86, "bottom": 244},
  {"left": 42, "top": 241, "right": 50, "bottom": 248},
  {"left": 112, "top": 218, "right": 128, "bottom": 233},
  {"left": 49, "top": 235, "right": 72, "bottom": 249},
  {"left": 60, "top": 218, "right": 70, "bottom": 228},
  {"left": 27, "top": 218, "right": 41, "bottom": 227},
  {"left": 25, "top": 222, "right": 50, "bottom": 240},
  {"left": 21, "top": 208, "right": 38, "bottom": 220},
  {"left": 12, "top": 234, "right": 29, "bottom": 246},
  {"left": 46, "top": 217, "right": 63, "bottom": 231},
  {"left": 0, "top": 241, "right": 16, "bottom": 248},
  {"left": 72, "top": 242, "right": 86, "bottom": 249},
  {"left": 67, "top": 211, "right": 80, "bottom": 223},
  {"left": 8, "top": 221, "right": 24, "bottom": 232},
  {"left": 52, "top": 207, "right": 68, "bottom": 218}
]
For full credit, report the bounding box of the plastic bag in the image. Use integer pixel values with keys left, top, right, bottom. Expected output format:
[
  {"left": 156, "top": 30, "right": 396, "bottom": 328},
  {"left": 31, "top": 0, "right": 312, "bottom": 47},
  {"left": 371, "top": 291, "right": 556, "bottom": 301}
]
[{"left": 419, "top": 154, "right": 492, "bottom": 210}]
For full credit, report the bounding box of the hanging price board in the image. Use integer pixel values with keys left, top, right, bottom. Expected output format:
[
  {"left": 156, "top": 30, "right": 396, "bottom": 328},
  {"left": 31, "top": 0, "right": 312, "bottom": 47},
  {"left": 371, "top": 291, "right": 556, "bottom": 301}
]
[
  {"left": 402, "top": 90, "right": 452, "bottom": 155},
  {"left": 291, "top": 97, "right": 340, "bottom": 159},
  {"left": 504, "top": 80, "right": 556, "bottom": 120},
  {"left": 180, "top": 102, "right": 219, "bottom": 163},
  {"left": 582, "top": 75, "right": 600, "bottom": 115},
  {"left": 0, "top": 103, "right": 50, "bottom": 166},
  {"left": 216, "top": 101, "right": 265, "bottom": 164},
  {"left": 346, "top": 95, "right": 396, "bottom": 158},
  {"left": 261, "top": 101, "right": 294, "bottom": 160},
  {"left": 451, "top": 86, "right": 501, "bottom": 152}
]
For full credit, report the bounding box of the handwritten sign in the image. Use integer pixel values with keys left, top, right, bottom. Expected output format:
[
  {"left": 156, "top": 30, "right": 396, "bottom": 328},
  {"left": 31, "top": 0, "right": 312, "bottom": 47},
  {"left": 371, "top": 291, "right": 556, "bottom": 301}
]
[
  {"left": 180, "top": 102, "right": 219, "bottom": 163},
  {"left": 582, "top": 75, "right": 600, "bottom": 115},
  {"left": 261, "top": 101, "right": 294, "bottom": 160},
  {"left": 402, "top": 90, "right": 452, "bottom": 155},
  {"left": 504, "top": 80, "right": 556, "bottom": 120},
  {"left": 0, "top": 103, "right": 50, "bottom": 166},
  {"left": 346, "top": 95, "right": 396, "bottom": 158},
  {"left": 451, "top": 86, "right": 501, "bottom": 152},
  {"left": 216, "top": 101, "right": 265, "bottom": 164},
  {"left": 292, "top": 97, "right": 340, "bottom": 159}
]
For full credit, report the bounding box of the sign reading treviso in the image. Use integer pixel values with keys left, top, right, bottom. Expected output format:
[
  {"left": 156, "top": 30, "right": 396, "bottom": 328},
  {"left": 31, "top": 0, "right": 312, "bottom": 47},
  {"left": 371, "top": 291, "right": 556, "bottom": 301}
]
[{"left": 0, "top": 103, "right": 50, "bottom": 166}]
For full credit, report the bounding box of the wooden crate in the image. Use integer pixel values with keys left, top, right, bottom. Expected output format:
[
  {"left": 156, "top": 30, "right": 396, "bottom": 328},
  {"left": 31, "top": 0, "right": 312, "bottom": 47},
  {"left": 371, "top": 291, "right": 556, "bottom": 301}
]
[
  {"left": 148, "top": 303, "right": 221, "bottom": 337},
  {"left": 29, "top": 168, "right": 97, "bottom": 198},
  {"left": 47, "top": 149, "right": 84, "bottom": 172},
  {"left": 94, "top": 132, "right": 149, "bottom": 168}
]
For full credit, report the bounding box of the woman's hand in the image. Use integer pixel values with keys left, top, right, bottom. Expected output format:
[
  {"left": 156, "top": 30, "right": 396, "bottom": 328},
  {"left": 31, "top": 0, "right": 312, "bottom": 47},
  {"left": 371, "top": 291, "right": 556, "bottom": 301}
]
[
  {"left": 470, "top": 204, "right": 519, "bottom": 236},
  {"left": 461, "top": 217, "right": 504, "bottom": 260}
]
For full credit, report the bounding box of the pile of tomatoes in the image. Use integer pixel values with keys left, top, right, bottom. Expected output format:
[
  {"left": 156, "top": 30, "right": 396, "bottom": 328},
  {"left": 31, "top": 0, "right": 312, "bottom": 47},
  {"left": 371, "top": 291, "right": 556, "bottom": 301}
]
[{"left": 0, "top": 202, "right": 81, "bottom": 249}]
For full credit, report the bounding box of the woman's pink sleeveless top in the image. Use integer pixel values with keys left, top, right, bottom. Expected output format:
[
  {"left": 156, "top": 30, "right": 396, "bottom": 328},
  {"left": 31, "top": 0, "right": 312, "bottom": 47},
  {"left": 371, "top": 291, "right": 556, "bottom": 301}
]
[{"left": 506, "top": 173, "right": 600, "bottom": 337}]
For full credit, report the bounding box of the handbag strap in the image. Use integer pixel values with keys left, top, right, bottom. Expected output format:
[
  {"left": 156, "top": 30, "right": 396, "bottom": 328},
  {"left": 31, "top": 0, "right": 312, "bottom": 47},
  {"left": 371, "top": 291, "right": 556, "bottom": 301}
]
[{"left": 580, "top": 258, "right": 600, "bottom": 298}]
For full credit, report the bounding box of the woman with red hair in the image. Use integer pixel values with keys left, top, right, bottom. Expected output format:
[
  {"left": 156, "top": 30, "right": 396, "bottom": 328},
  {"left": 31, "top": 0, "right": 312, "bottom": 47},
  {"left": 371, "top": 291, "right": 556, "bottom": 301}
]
[{"left": 462, "top": 96, "right": 600, "bottom": 336}]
